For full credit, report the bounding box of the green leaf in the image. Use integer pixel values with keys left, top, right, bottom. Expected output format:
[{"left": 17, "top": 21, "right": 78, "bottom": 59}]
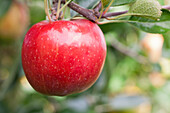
[
  {"left": 0, "top": 0, "right": 12, "bottom": 17},
  {"left": 129, "top": 0, "right": 162, "bottom": 19},
  {"left": 128, "top": 9, "right": 170, "bottom": 33},
  {"left": 112, "top": 0, "right": 136, "bottom": 6},
  {"left": 129, "top": 21, "right": 170, "bottom": 33}
]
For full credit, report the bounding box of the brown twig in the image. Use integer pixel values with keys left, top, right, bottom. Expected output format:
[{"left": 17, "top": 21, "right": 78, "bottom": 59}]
[
  {"left": 102, "top": 10, "right": 128, "bottom": 18},
  {"left": 162, "top": 5, "right": 170, "bottom": 10},
  {"left": 54, "top": 0, "right": 97, "bottom": 22},
  {"left": 93, "top": 1, "right": 102, "bottom": 12},
  {"left": 67, "top": 2, "right": 97, "bottom": 22}
]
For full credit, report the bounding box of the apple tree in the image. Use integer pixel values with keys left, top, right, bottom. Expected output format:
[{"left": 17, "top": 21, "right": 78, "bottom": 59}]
[{"left": 0, "top": 0, "right": 170, "bottom": 113}]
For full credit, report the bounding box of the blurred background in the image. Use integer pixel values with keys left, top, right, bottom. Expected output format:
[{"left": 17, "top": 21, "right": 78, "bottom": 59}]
[{"left": 0, "top": 0, "right": 170, "bottom": 113}]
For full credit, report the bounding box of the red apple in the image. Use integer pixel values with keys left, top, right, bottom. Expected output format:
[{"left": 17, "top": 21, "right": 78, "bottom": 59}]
[{"left": 22, "top": 19, "right": 106, "bottom": 96}]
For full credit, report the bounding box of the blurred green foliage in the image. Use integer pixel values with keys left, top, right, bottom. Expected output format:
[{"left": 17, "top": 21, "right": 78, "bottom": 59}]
[{"left": 0, "top": 0, "right": 170, "bottom": 113}]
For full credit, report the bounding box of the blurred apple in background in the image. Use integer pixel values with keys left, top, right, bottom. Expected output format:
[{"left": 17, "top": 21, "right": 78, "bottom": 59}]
[
  {"left": 0, "top": 0, "right": 29, "bottom": 44},
  {"left": 141, "top": 33, "right": 164, "bottom": 63}
]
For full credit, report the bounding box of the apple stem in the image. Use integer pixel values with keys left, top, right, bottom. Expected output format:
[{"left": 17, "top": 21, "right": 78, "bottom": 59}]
[
  {"left": 56, "top": 0, "right": 61, "bottom": 20},
  {"left": 103, "top": 0, "right": 114, "bottom": 15},
  {"left": 60, "top": 0, "right": 67, "bottom": 19},
  {"left": 59, "top": 0, "right": 73, "bottom": 12},
  {"left": 98, "top": 5, "right": 104, "bottom": 21},
  {"left": 44, "top": 0, "right": 52, "bottom": 22},
  {"left": 48, "top": 0, "right": 52, "bottom": 10},
  {"left": 98, "top": 0, "right": 114, "bottom": 21},
  {"left": 58, "top": 0, "right": 73, "bottom": 19}
]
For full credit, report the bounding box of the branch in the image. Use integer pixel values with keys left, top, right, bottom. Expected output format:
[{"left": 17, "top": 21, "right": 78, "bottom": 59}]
[
  {"left": 93, "top": 1, "right": 102, "bottom": 12},
  {"left": 54, "top": 0, "right": 97, "bottom": 22},
  {"left": 53, "top": 0, "right": 170, "bottom": 23},
  {"left": 99, "top": 10, "right": 128, "bottom": 18},
  {"left": 110, "top": 38, "right": 148, "bottom": 64},
  {"left": 67, "top": 2, "right": 97, "bottom": 22},
  {"left": 162, "top": 5, "right": 170, "bottom": 10},
  {"left": 101, "top": 5, "right": 170, "bottom": 18}
]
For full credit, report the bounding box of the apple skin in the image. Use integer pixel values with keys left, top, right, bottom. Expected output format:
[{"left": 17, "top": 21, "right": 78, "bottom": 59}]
[{"left": 22, "top": 19, "right": 106, "bottom": 96}]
